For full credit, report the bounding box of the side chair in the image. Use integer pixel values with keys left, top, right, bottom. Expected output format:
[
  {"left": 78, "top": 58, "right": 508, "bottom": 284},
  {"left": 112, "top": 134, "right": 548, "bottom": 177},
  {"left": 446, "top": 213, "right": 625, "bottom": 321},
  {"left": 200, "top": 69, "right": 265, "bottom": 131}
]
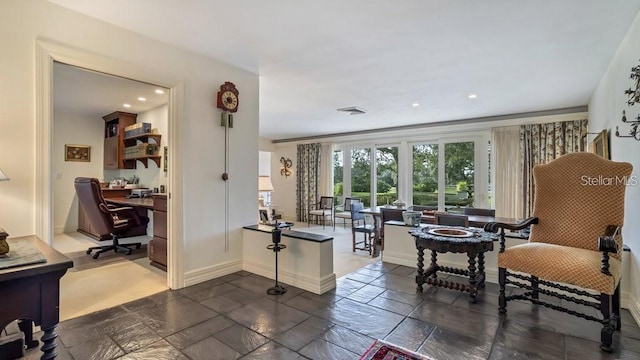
[
  {"left": 350, "top": 201, "right": 375, "bottom": 254},
  {"left": 74, "top": 177, "right": 148, "bottom": 259},
  {"left": 334, "top": 197, "right": 360, "bottom": 230},
  {"left": 308, "top": 196, "right": 334, "bottom": 229},
  {"left": 434, "top": 213, "right": 469, "bottom": 227},
  {"left": 484, "top": 152, "right": 633, "bottom": 352}
]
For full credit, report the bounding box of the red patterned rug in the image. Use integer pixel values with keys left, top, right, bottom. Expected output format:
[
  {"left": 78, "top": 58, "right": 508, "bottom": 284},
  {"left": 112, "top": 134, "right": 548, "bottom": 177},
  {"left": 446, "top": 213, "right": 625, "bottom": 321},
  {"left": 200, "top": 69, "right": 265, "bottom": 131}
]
[{"left": 359, "top": 340, "right": 435, "bottom": 360}]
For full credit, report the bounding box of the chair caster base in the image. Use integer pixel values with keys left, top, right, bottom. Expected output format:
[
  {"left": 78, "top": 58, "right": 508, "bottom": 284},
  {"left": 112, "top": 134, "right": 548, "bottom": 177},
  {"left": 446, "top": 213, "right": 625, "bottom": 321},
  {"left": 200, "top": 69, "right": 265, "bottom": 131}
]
[{"left": 267, "top": 285, "right": 287, "bottom": 295}]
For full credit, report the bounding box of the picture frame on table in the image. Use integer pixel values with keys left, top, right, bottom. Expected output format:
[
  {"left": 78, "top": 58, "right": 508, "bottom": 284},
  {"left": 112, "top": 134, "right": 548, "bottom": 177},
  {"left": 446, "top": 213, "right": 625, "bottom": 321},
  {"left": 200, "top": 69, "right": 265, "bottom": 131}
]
[
  {"left": 591, "top": 130, "right": 609, "bottom": 159},
  {"left": 65, "top": 144, "right": 91, "bottom": 162}
]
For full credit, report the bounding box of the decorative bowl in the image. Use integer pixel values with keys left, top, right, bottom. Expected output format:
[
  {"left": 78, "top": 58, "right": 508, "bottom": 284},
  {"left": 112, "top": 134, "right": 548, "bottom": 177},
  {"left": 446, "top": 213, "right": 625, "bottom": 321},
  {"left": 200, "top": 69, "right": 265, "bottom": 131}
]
[
  {"left": 402, "top": 211, "right": 422, "bottom": 226},
  {"left": 427, "top": 228, "right": 474, "bottom": 238}
]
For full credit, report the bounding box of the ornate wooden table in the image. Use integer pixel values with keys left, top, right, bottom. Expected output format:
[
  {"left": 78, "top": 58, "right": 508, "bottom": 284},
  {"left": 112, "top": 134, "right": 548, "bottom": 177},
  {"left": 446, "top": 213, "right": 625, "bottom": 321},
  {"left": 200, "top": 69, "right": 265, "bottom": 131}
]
[
  {"left": 0, "top": 235, "right": 73, "bottom": 359},
  {"left": 409, "top": 226, "right": 496, "bottom": 302}
]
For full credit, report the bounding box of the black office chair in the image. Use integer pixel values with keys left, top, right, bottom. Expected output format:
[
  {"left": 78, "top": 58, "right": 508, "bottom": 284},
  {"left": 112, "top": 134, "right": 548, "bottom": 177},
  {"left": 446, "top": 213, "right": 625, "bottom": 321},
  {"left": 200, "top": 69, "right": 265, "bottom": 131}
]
[
  {"left": 74, "top": 177, "right": 148, "bottom": 259},
  {"left": 434, "top": 212, "right": 469, "bottom": 227}
]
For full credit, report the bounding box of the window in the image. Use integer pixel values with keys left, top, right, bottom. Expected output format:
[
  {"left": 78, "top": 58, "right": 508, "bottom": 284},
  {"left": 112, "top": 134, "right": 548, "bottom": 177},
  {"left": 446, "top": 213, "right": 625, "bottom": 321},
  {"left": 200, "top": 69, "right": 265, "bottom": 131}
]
[
  {"left": 376, "top": 146, "right": 398, "bottom": 206},
  {"left": 351, "top": 148, "right": 371, "bottom": 207},
  {"left": 333, "top": 150, "right": 344, "bottom": 205},
  {"left": 412, "top": 144, "right": 438, "bottom": 206}
]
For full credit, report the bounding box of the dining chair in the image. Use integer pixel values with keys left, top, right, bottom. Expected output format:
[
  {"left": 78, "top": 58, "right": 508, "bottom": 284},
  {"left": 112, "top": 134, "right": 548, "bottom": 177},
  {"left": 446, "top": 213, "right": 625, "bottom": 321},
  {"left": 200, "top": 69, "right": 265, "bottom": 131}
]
[
  {"left": 350, "top": 202, "right": 375, "bottom": 254},
  {"left": 334, "top": 197, "right": 360, "bottom": 230},
  {"left": 434, "top": 212, "right": 469, "bottom": 227},
  {"left": 308, "top": 196, "right": 334, "bottom": 229},
  {"left": 380, "top": 207, "right": 405, "bottom": 251}
]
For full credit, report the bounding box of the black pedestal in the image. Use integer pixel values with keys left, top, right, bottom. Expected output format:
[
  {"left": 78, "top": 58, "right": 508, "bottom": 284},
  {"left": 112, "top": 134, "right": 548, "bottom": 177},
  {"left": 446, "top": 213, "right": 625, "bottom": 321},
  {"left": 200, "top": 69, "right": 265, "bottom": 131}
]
[{"left": 266, "top": 227, "right": 287, "bottom": 295}]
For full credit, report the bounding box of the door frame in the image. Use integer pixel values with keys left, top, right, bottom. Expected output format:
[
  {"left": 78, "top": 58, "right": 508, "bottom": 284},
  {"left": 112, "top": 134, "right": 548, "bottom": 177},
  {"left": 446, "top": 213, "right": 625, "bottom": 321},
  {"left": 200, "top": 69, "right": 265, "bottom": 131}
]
[{"left": 35, "top": 40, "right": 184, "bottom": 289}]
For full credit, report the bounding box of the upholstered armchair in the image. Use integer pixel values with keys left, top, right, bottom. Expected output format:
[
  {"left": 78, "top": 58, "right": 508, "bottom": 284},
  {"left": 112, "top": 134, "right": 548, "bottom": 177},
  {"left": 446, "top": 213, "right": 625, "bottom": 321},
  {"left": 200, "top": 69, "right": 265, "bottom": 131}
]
[{"left": 484, "top": 152, "right": 633, "bottom": 352}]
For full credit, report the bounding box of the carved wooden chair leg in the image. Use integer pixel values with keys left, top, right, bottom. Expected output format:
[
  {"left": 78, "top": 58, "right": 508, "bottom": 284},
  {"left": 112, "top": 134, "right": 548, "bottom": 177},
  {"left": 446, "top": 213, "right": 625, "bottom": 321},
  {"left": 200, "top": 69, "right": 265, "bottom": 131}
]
[
  {"left": 599, "top": 293, "right": 615, "bottom": 352},
  {"left": 498, "top": 267, "right": 507, "bottom": 313},
  {"left": 531, "top": 275, "right": 539, "bottom": 300},
  {"left": 613, "top": 285, "right": 622, "bottom": 331}
]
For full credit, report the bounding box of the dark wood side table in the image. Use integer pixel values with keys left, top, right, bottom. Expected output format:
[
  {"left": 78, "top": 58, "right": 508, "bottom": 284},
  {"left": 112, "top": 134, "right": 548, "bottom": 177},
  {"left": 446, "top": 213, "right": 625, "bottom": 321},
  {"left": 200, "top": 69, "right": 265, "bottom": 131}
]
[
  {"left": 410, "top": 226, "right": 496, "bottom": 303},
  {"left": 0, "top": 235, "right": 73, "bottom": 359}
]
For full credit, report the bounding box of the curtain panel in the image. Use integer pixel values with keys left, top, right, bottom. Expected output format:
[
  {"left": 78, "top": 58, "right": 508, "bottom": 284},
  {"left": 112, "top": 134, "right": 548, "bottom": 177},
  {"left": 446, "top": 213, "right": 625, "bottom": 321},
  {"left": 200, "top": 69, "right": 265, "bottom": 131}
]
[
  {"left": 296, "top": 143, "right": 321, "bottom": 222},
  {"left": 492, "top": 126, "right": 522, "bottom": 219},
  {"left": 520, "top": 119, "right": 587, "bottom": 216}
]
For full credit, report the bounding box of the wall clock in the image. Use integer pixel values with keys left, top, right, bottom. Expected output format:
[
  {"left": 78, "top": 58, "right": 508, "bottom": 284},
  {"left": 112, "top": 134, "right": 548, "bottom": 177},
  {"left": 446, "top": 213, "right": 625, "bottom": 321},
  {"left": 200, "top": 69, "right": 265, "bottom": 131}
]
[{"left": 217, "top": 81, "right": 239, "bottom": 113}]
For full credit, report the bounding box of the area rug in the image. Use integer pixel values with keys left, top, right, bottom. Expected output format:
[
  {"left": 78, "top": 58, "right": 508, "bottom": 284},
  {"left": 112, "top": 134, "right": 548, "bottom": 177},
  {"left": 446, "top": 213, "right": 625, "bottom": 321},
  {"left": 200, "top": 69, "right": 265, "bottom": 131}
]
[
  {"left": 66, "top": 244, "right": 147, "bottom": 272},
  {"left": 359, "top": 339, "right": 435, "bottom": 360}
]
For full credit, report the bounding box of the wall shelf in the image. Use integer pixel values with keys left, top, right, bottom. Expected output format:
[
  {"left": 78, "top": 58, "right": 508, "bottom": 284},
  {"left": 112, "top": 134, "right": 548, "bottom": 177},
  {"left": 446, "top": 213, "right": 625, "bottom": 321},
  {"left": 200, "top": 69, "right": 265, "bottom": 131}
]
[{"left": 123, "top": 155, "right": 162, "bottom": 168}]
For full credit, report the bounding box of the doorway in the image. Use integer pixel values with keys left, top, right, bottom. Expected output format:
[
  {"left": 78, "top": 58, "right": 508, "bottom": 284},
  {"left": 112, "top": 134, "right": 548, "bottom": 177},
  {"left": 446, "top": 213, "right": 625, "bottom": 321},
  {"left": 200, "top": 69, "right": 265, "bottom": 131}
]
[{"left": 36, "top": 40, "right": 183, "bottom": 320}]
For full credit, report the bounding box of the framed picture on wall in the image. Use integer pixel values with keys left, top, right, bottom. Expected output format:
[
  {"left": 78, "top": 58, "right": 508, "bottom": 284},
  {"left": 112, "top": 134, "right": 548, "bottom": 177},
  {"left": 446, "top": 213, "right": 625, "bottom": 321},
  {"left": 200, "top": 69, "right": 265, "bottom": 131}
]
[
  {"left": 65, "top": 144, "right": 91, "bottom": 162},
  {"left": 591, "top": 130, "right": 609, "bottom": 159}
]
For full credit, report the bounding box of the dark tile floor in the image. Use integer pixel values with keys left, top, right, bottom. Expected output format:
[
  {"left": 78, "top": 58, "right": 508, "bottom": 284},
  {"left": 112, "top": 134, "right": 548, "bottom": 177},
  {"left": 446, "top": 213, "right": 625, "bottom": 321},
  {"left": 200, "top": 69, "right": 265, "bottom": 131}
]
[{"left": 22, "top": 262, "right": 640, "bottom": 359}]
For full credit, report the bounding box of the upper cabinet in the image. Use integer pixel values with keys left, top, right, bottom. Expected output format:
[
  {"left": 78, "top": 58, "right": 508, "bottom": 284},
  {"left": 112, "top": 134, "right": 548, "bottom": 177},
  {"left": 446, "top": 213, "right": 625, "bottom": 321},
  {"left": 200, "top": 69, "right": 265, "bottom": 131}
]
[
  {"left": 103, "top": 111, "right": 137, "bottom": 169},
  {"left": 103, "top": 111, "right": 162, "bottom": 169}
]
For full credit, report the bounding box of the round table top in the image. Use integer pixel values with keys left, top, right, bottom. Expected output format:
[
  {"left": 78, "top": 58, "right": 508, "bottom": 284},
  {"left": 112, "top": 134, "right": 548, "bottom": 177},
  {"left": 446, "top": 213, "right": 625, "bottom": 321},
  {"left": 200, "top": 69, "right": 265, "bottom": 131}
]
[{"left": 409, "top": 225, "right": 497, "bottom": 244}]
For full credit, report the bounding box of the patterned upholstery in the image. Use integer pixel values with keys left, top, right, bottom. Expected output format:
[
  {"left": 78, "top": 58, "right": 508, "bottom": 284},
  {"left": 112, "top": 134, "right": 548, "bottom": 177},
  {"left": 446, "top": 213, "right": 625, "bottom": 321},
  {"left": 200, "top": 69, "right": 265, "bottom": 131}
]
[{"left": 498, "top": 152, "right": 632, "bottom": 295}]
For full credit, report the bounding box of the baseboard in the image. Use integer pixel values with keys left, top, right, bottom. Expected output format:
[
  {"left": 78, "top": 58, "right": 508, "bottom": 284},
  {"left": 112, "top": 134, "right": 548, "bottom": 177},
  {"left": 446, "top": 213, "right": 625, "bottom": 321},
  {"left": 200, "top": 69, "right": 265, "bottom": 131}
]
[
  {"left": 243, "top": 260, "right": 336, "bottom": 295},
  {"left": 628, "top": 296, "right": 640, "bottom": 328},
  {"left": 183, "top": 259, "right": 242, "bottom": 288}
]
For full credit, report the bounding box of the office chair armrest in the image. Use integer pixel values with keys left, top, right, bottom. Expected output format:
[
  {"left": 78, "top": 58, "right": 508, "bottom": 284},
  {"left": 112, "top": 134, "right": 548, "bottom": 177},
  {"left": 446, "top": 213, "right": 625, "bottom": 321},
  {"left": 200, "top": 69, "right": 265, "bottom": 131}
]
[
  {"left": 99, "top": 203, "right": 143, "bottom": 223},
  {"left": 484, "top": 217, "right": 538, "bottom": 253}
]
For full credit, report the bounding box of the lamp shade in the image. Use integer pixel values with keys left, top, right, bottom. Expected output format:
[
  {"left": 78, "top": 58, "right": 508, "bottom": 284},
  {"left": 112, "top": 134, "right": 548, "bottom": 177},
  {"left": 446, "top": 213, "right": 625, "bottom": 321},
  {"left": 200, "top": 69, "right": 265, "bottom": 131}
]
[
  {"left": 0, "top": 168, "right": 9, "bottom": 181},
  {"left": 258, "top": 175, "right": 274, "bottom": 192}
]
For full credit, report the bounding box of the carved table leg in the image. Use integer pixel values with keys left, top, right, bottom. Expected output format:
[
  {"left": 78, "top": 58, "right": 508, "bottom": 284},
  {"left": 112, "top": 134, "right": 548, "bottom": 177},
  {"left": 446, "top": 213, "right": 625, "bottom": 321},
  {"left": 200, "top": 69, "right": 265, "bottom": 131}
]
[
  {"left": 40, "top": 324, "right": 59, "bottom": 360},
  {"left": 467, "top": 253, "right": 478, "bottom": 303},
  {"left": 416, "top": 246, "right": 425, "bottom": 292},
  {"left": 430, "top": 250, "right": 438, "bottom": 282},
  {"left": 477, "top": 252, "right": 486, "bottom": 288}
]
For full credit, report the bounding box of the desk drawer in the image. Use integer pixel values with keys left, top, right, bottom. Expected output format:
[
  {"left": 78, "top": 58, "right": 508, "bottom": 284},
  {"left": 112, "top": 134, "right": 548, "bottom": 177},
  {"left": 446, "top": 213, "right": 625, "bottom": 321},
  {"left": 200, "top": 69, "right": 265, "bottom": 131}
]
[
  {"left": 153, "top": 211, "right": 167, "bottom": 238},
  {"left": 153, "top": 195, "right": 167, "bottom": 211},
  {"left": 149, "top": 236, "right": 167, "bottom": 268}
]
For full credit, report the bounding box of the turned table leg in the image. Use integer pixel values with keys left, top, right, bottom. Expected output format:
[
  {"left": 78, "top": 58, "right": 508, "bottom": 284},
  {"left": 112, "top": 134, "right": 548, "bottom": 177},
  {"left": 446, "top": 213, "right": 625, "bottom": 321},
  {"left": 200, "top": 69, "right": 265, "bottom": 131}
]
[
  {"left": 477, "top": 252, "right": 486, "bottom": 288},
  {"left": 40, "top": 324, "right": 59, "bottom": 360},
  {"left": 467, "top": 253, "right": 478, "bottom": 303},
  {"left": 416, "top": 246, "right": 425, "bottom": 291}
]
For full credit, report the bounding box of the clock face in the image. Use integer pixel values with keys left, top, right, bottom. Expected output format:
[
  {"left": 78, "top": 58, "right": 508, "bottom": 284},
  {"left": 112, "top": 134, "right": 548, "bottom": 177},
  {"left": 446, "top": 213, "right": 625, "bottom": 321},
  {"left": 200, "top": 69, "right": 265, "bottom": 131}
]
[{"left": 221, "top": 91, "right": 238, "bottom": 111}]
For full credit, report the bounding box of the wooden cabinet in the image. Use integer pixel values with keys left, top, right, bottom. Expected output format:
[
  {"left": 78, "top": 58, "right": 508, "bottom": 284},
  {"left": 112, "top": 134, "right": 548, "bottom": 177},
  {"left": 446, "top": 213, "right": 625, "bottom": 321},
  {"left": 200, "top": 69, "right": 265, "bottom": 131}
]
[
  {"left": 149, "top": 194, "right": 167, "bottom": 271},
  {"left": 103, "top": 111, "right": 137, "bottom": 169},
  {"left": 77, "top": 188, "right": 132, "bottom": 240}
]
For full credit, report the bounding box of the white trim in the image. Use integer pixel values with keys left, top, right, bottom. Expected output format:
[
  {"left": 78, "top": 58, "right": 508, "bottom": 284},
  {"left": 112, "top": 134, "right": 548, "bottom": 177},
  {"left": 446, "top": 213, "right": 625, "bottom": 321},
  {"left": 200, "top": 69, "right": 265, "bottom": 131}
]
[
  {"left": 35, "top": 39, "right": 184, "bottom": 290},
  {"left": 243, "top": 261, "right": 337, "bottom": 295},
  {"left": 184, "top": 259, "right": 243, "bottom": 288},
  {"left": 628, "top": 297, "right": 640, "bottom": 328}
]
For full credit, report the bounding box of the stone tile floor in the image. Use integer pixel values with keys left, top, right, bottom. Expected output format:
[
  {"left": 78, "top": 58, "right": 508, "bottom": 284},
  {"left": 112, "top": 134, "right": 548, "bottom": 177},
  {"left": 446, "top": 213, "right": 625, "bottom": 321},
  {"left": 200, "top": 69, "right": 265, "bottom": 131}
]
[{"left": 22, "top": 262, "right": 640, "bottom": 359}]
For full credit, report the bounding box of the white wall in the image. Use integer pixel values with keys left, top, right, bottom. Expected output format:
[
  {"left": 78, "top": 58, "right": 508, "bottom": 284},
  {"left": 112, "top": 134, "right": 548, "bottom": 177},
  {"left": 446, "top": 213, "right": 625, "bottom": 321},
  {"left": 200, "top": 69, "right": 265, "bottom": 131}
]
[
  {"left": 270, "top": 144, "right": 297, "bottom": 220},
  {"left": 0, "top": 0, "right": 259, "bottom": 287},
  {"left": 53, "top": 108, "right": 105, "bottom": 233},
  {"left": 589, "top": 10, "right": 640, "bottom": 321}
]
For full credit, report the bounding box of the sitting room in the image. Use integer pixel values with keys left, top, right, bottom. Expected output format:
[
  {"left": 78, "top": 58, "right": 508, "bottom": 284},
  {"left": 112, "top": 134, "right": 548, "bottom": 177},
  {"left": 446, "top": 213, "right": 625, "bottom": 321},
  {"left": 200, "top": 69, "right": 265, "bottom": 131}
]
[{"left": 2, "top": 1, "right": 640, "bottom": 359}]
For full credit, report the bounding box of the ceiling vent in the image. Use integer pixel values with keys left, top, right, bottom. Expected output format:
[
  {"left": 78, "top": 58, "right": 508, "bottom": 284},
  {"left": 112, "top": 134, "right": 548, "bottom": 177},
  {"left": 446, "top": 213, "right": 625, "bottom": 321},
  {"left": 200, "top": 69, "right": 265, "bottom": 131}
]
[{"left": 337, "top": 106, "right": 366, "bottom": 115}]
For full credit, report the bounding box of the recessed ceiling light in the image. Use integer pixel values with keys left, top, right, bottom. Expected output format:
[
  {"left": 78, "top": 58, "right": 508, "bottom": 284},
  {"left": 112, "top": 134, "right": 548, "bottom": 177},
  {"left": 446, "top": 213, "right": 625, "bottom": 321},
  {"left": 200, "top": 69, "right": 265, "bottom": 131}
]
[
  {"left": 138, "top": 97, "right": 146, "bottom": 102},
  {"left": 123, "top": 103, "right": 131, "bottom": 108},
  {"left": 468, "top": 94, "right": 478, "bottom": 99},
  {"left": 412, "top": 103, "right": 420, "bottom": 107},
  {"left": 155, "top": 89, "right": 164, "bottom": 94}
]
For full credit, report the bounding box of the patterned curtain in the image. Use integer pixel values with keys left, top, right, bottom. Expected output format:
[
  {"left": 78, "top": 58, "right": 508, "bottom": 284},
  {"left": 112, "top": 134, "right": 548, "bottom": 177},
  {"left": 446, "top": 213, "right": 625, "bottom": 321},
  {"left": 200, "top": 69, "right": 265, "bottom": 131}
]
[
  {"left": 296, "top": 143, "right": 321, "bottom": 222},
  {"left": 520, "top": 119, "right": 587, "bottom": 216}
]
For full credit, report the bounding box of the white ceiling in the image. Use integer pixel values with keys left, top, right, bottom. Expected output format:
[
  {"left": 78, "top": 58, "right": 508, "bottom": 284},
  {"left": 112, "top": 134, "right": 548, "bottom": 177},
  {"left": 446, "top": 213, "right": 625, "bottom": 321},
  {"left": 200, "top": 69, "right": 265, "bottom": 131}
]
[
  {"left": 54, "top": 62, "right": 169, "bottom": 118},
  {"left": 49, "top": 0, "right": 640, "bottom": 141}
]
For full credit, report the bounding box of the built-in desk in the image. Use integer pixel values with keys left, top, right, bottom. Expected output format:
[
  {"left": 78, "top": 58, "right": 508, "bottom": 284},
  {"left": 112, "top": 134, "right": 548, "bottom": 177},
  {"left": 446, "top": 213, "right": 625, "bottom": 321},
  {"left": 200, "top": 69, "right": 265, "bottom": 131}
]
[{"left": 105, "top": 196, "right": 167, "bottom": 271}]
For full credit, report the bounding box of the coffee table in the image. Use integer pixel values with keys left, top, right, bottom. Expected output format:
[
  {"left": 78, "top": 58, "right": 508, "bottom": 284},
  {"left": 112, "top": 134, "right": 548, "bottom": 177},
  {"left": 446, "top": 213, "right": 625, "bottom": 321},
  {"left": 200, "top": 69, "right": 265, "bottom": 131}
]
[{"left": 409, "top": 225, "right": 496, "bottom": 302}]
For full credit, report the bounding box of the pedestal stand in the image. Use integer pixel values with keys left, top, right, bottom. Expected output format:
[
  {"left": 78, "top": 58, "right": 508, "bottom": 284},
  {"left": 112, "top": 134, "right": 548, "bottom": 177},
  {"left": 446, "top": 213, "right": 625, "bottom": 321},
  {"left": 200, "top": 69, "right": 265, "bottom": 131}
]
[{"left": 266, "top": 227, "right": 287, "bottom": 295}]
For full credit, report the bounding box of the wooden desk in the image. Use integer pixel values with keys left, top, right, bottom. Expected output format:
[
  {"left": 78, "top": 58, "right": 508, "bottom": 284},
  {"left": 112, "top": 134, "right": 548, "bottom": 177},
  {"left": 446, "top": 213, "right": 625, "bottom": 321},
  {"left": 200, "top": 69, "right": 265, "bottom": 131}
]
[
  {"left": 0, "top": 236, "right": 73, "bottom": 359},
  {"left": 105, "top": 197, "right": 154, "bottom": 209}
]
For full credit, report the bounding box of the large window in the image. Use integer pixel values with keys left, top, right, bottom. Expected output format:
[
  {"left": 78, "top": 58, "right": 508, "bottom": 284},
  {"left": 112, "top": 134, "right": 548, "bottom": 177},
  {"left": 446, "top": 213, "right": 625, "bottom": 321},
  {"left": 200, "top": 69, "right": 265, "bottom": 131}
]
[
  {"left": 412, "top": 144, "right": 438, "bottom": 206},
  {"left": 444, "top": 141, "right": 475, "bottom": 212},
  {"left": 376, "top": 146, "right": 398, "bottom": 206},
  {"left": 333, "top": 150, "right": 344, "bottom": 206},
  {"left": 351, "top": 148, "right": 371, "bottom": 207}
]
